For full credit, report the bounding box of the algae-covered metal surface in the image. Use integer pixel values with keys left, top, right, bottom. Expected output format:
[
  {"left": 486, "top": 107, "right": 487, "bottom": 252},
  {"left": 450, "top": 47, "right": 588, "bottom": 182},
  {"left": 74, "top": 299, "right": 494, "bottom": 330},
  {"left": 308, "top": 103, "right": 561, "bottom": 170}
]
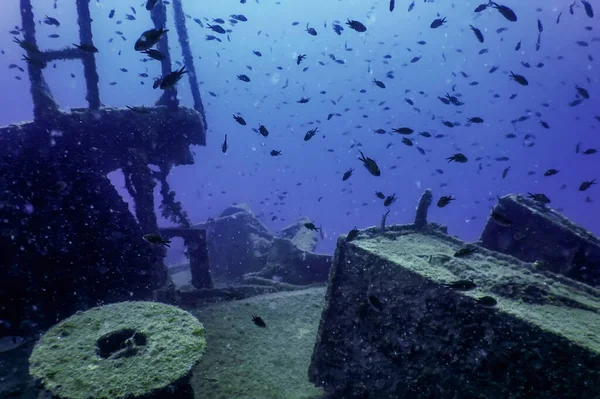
[
  {"left": 190, "top": 287, "right": 327, "bottom": 399},
  {"left": 29, "top": 301, "right": 206, "bottom": 399},
  {"left": 355, "top": 228, "right": 600, "bottom": 352},
  {"left": 310, "top": 225, "right": 600, "bottom": 399}
]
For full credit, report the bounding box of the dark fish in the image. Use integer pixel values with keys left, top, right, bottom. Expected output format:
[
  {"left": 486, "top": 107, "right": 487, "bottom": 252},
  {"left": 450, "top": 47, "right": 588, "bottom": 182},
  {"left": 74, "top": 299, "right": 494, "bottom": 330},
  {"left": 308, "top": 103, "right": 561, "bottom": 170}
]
[
  {"left": 401, "top": 137, "right": 413, "bottom": 146},
  {"left": 468, "top": 117, "right": 484, "bottom": 123},
  {"left": 544, "top": 169, "right": 559, "bottom": 176},
  {"left": 515, "top": 41, "right": 521, "bottom": 51},
  {"left": 73, "top": 43, "right": 98, "bottom": 53},
  {"left": 304, "top": 127, "right": 318, "bottom": 141},
  {"left": 576, "top": 85, "right": 590, "bottom": 99},
  {"left": 579, "top": 179, "right": 596, "bottom": 191},
  {"left": 159, "top": 66, "right": 186, "bottom": 89},
  {"left": 342, "top": 168, "right": 354, "bottom": 181},
  {"left": 502, "top": 166, "right": 511, "bottom": 179},
  {"left": 537, "top": 19, "right": 543, "bottom": 32},
  {"left": 346, "top": 19, "right": 367, "bottom": 32},
  {"left": 253, "top": 50, "right": 262, "bottom": 57},
  {"left": 510, "top": 71, "right": 528, "bottom": 86},
  {"left": 454, "top": 245, "right": 477, "bottom": 258},
  {"left": 258, "top": 125, "right": 269, "bottom": 137},
  {"left": 581, "top": 0, "right": 594, "bottom": 18},
  {"left": 233, "top": 114, "right": 246, "bottom": 125},
  {"left": 237, "top": 74, "right": 250, "bottom": 82},
  {"left": 221, "top": 134, "right": 228, "bottom": 153},
  {"left": 109, "top": 9, "right": 115, "bottom": 18},
  {"left": 528, "top": 193, "right": 551, "bottom": 204},
  {"left": 491, "top": 2, "right": 518, "bottom": 22},
  {"left": 252, "top": 315, "right": 266, "bottom": 328},
  {"left": 143, "top": 233, "right": 171, "bottom": 247},
  {"left": 540, "top": 121, "right": 550, "bottom": 129},
  {"left": 270, "top": 150, "right": 282, "bottom": 156},
  {"left": 375, "top": 191, "right": 385, "bottom": 200},
  {"left": 477, "top": 296, "right": 498, "bottom": 307},
  {"left": 297, "top": 54, "right": 306, "bottom": 65},
  {"left": 444, "top": 280, "right": 477, "bottom": 290},
  {"left": 470, "top": 25, "right": 484, "bottom": 43},
  {"left": 430, "top": 17, "right": 447, "bottom": 29},
  {"left": 368, "top": 294, "right": 384, "bottom": 311},
  {"left": 373, "top": 78, "right": 386, "bottom": 88},
  {"left": 383, "top": 194, "right": 396, "bottom": 207},
  {"left": 306, "top": 24, "right": 317, "bottom": 36},
  {"left": 332, "top": 24, "right": 344, "bottom": 35},
  {"left": 304, "top": 222, "right": 321, "bottom": 232},
  {"left": 474, "top": 3, "right": 489, "bottom": 12},
  {"left": 447, "top": 153, "right": 468, "bottom": 163},
  {"left": 134, "top": 27, "right": 168, "bottom": 51},
  {"left": 207, "top": 24, "right": 226, "bottom": 34},
  {"left": 142, "top": 49, "right": 165, "bottom": 60},
  {"left": 389, "top": 0, "right": 395, "bottom": 12},
  {"left": 346, "top": 228, "right": 359, "bottom": 242},
  {"left": 392, "top": 127, "right": 413, "bottom": 134},
  {"left": 44, "top": 15, "right": 60, "bottom": 26},
  {"left": 491, "top": 211, "right": 512, "bottom": 226},
  {"left": 358, "top": 151, "right": 381, "bottom": 176},
  {"left": 437, "top": 195, "right": 455, "bottom": 208}
]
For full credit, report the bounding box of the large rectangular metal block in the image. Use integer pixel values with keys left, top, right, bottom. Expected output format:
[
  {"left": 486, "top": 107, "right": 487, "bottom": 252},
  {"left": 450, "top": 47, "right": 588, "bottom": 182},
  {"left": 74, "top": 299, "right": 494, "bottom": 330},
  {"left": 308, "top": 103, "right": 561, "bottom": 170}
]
[
  {"left": 309, "top": 226, "right": 600, "bottom": 399},
  {"left": 480, "top": 194, "right": 600, "bottom": 287}
]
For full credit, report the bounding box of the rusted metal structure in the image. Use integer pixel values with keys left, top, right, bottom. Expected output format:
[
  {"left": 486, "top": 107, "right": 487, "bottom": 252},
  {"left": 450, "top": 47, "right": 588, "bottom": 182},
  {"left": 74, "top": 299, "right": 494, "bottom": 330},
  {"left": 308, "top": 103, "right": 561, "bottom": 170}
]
[{"left": 0, "top": 0, "right": 211, "bottom": 336}]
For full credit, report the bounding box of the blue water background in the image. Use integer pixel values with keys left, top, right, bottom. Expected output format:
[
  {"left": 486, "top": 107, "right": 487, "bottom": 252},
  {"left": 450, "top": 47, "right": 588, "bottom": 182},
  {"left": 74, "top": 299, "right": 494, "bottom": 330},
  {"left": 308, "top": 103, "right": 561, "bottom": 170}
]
[{"left": 0, "top": 0, "right": 598, "bottom": 261}]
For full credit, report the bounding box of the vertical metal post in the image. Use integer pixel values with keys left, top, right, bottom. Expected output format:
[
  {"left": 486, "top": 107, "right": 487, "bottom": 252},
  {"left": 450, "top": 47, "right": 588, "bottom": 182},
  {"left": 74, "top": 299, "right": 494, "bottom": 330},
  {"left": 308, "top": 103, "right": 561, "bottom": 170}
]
[
  {"left": 19, "top": 0, "right": 59, "bottom": 121},
  {"left": 76, "top": 0, "right": 101, "bottom": 109}
]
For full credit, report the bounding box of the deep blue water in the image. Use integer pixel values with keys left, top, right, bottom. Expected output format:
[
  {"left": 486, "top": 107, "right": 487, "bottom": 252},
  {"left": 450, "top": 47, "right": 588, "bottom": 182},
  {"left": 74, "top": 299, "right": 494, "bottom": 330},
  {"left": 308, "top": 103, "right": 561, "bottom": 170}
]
[{"left": 1, "top": 0, "right": 598, "bottom": 263}]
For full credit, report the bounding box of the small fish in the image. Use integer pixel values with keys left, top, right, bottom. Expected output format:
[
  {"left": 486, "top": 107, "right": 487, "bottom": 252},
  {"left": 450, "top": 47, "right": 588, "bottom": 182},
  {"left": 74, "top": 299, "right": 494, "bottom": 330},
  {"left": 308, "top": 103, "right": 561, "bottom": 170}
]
[
  {"left": 581, "top": 0, "right": 594, "bottom": 18},
  {"left": 44, "top": 15, "right": 60, "bottom": 26},
  {"left": 383, "top": 194, "right": 396, "bottom": 207},
  {"left": 470, "top": 25, "right": 484, "bottom": 43},
  {"left": 270, "top": 150, "right": 282, "bottom": 157},
  {"left": 237, "top": 74, "right": 250, "bottom": 82},
  {"left": 258, "top": 125, "right": 269, "bottom": 137},
  {"left": 346, "top": 19, "right": 367, "bottom": 32},
  {"left": 491, "top": 2, "right": 518, "bottom": 22},
  {"left": 304, "top": 127, "right": 318, "bottom": 141},
  {"left": 233, "top": 114, "right": 246, "bottom": 125},
  {"left": 544, "top": 169, "right": 559, "bottom": 177},
  {"left": 579, "top": 179, "right": 596, "bottom": 191},
  {"left": 252, "top": 315, "right": 266, "bottom": 328},
  {"left": 389, "top": 0, "right": 395, "bottom": 12},
  {"left": 454, "top": 245, "right": 477, "bottom": 258},
  {"left": 373, "top": 78, "right": 386, "bottom": 88},
  {"left": 221, "top": 134, "right": 228, "bottom": 153},
  {"left": 134, "top": 27, "right": 168, "bottom": 51},
  {"left": 444, "top": 279, "right": 477, "bottom": 290},
  {"left": 142, "top": 49, "right": 165, "bottom": 60},
  {"left": 430, "top": 17, "right": 447, "bottom": 29},
  {"left": 502, "top": 166, "right": 511, "bottom": 179},
  {"left": 304, "top": 222, "right": 321, "bottom": 232},
  {"left": 346, "top": 227, "right": 359, "bottom": 242},
  {"left": 342, "top": 168, "right": 354, "bottom": 181},
  {"left": 306, "top": 23, "right": 317, "bottom": 36},
  {"left": 437, "top": 195, "right": 455, "bottom": 208},
  {"left": 447, "top": 153, "right": 468, "bottom": 163},
  {"left": 477, "top": 296, "right": 498, "bottom": 307},
  {"left": 375, "top": 191, "right": 385, "bottom": 200},
  {"left": 510, "top": 72, "right": 528, "bottom": 86},
  {"left": 358, "top": 151, "right": 381, "bottom": 176},
  {"left": 143, "top": 233, "right": 171, "bottom": 247},
  {"left": 73, "top": 43, "right": 98, "bottom": 53}
]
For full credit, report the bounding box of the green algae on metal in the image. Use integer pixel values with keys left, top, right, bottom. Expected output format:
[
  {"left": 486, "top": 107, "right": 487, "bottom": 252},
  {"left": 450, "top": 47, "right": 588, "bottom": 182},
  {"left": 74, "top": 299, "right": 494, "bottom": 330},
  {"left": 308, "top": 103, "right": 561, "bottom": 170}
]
[{"left": 29, "top": 301, "right": 206, "bottom": 399}]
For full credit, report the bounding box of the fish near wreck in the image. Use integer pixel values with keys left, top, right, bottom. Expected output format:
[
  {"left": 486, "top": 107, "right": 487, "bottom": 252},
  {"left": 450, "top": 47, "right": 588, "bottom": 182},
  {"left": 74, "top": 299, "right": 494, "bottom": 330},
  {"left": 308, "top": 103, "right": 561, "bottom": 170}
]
[
  {"left": 159, "top": 66, "right": 186, "bottom": 89},
  {"left": 358, "top": 151, "right": 381, "bottom": 176},
  {"left": 134, "top": 27, "right": 168, "bottom": 51}
]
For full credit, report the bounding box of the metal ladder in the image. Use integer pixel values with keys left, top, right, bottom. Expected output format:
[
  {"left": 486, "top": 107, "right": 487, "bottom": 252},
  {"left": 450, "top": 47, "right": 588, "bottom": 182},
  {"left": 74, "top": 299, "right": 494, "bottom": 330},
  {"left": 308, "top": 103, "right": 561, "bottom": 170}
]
[{"left": 17, "top": 0, "right": 206, "bottom": 134}]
